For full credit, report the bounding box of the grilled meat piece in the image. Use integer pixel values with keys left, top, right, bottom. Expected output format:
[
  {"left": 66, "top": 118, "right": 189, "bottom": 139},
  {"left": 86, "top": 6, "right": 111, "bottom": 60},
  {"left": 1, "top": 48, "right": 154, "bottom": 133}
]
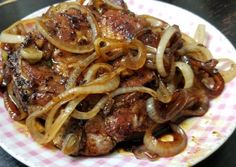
[{"left": 99, "top": 9, "right": 149, "bottom": 40}]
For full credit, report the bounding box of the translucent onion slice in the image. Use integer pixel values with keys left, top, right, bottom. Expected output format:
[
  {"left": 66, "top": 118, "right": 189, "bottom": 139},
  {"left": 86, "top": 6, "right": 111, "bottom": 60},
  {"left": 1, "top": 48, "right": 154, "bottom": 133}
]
[
  {"left": 36, "top": 3, "right": 99, "bottom": 54},
  {"left": 20, "top": 47, "right": 43, "bottom": 64},
  {"left": 0, "top": 19, "right": 36, "bottom": 43},
  {"left": 139, "top": 15, "right": 168, "bottom": 28},
  {"left": 217, "top": 58, "right": 236, "bottom": 83},
  {"left": 83, "top": 63, "right": 113, "bottom": 83},
  {"left": 62, "top": 133, "right": 81, "bottom": 155},
  {"left": 103, "top": 0, "right": 127, "bottom": 10},
  {"left": 94, "top": 37, "right": 125, "bottom": 61},
  {"left": 66, "top": 52, "right": 98, "bottom": 89},
  {"left": 181, "top": 33, "right": 196, "bottom": 44},
  {"left": 177, "top": 44, "right": 212, "bottom": 62},
  {"left": 144, "top": 124, "right": 187, "bottom": 157},
  {"left": 175, "top": 62, "right": 194, "bottom": 88},
  {"left": 0, "top": 33, "right": 25, "bottom": 43},
  {"left": 156, "top": 26, "right": 177, "bottom": 77},
  {"left": 194, "top": 24, "right": 207, "bottom": 46},
  {"left": 121, "top": 39, "right": 147, "bottom": 70},
  {"left": 72, "top": 85, "right": 172, "bottom": 120},
  {"left": 95, "top": 37, "right": 147, "bottom": 70}
]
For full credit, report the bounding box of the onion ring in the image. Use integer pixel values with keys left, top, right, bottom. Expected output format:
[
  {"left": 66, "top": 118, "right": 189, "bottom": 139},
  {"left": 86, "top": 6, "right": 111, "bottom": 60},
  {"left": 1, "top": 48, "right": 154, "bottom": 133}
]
[{"left": 144, "top": 123, "right": 187, "bottom": 157}]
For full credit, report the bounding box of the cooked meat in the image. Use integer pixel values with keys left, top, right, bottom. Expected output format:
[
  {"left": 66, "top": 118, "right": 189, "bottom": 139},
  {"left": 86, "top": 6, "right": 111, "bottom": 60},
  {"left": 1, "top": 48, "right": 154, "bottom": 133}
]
[
  {"left": 121, "top": 68, "right": 156, "bottom": 87},
  {"left": 53, "top": 119, "right": 84, "bottom": 155},
  {"left": 104, "top": 68, "right": 156, "bottom": 142},
  {"left": 105, "top": 99, "right": 152, "bottom": 142},
  {"left": 44, "top": 8, "right": 90, "bottom": 42},
  {"left": 99, "top": 9, "right": 149, "bottom": 40},
  {"left": 53, "top": 115, "right": 115, "bottom": 156},
  {"left": 82, "top": 115, "right": 115, "bottom": 156}
]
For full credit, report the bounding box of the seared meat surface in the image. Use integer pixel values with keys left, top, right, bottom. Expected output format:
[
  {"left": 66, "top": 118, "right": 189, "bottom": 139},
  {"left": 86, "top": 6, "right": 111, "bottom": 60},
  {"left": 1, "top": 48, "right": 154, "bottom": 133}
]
[{"left": 99, "top": 9, "right": 149, "bottom": 40}]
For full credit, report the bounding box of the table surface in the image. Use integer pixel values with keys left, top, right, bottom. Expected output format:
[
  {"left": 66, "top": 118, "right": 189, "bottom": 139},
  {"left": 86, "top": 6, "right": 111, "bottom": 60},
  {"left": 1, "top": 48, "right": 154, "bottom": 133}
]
[{"left": 0, "top": 0, "right": 235, "bottom": 167}]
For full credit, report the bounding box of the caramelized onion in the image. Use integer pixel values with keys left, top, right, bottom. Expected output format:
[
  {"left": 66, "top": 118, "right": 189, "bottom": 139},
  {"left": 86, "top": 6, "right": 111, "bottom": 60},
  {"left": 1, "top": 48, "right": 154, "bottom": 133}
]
[
  {"left": 103, "top": 0, "right": 127, "bottom": 10},
  {"left": 121, "top": 39, "right": 147, "bottom": 70},
  {"left": 217, "top": 58, "right": 236, "bottom": 83},
  {"left": 156, "top": 26, "right": 177, "bottom": 77},
  {"left": 183, "top": 56, "right": 225, "bottom": 98},
  {"left": 175, "top": 62, "right": 194, "bottom": 88},
  {"left": 144, "top": 123, "right": 187, "bottom": 157},
  {"left": 95, "top": 37, "right": 147, "bottom": 70},
  {"left": 20, "top": 47, "right": 43, "bottom": 64},
  {"left": 132, "top": 145, "right": 159, "bottom": 161},
  {"left": 177, "top": 44, "right": 212, "bottom": 62},
  {"left": 0, "top": 33, "right": 25, "bottom": 43},
  {"left": 0, "top": 19, "right": 35, "bottom": 43},
  {"left": 3, "top": 82, "right": 27, "bottom": 121},
  {"left": 94, "top": 37, "right": 125, "bottom": 61},
  {"left": 61, "top": 132, "right": 81, "bottom": 155},
  {"left": 194, "top": 24, "right": 207, "bottom": 46},
  {"left": 139, "top": 15, "right": 168, "bottom": 28},
  {"left": 146, "top": 90, "right": 187, "bottom": 123},
  {"left": 36, "top": 3, "right": 99, "bottom": 54},
  {"left": 72, "top": 84, "right": 172, "bottom": 120},
  {"left": 183, "top": 89, "right": 209, "bottom": 117},
  {"left": 66, "top": 52, "right": 98, "bottom": 89},
  {"left": 83, "top": 63, "right": 113, "bottom": 82}
]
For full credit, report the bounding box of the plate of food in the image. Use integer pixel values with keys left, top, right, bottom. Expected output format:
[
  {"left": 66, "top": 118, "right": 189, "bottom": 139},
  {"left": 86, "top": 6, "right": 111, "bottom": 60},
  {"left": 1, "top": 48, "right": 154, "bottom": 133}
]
[{"left": 0, "top": 0, "right": 236, "bottom": 167}]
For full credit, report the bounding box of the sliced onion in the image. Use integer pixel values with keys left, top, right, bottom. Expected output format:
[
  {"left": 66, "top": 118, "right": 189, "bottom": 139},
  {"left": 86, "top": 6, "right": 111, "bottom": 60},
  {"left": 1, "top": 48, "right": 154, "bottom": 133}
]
[
  {"left": 177, "top": 44, "right": 212, "bottom": 62},
  {"left": 139, "top": 15, "right": 168, "bottom": 28},
  {"left": 132, "top": 145, "right": 159, "bottom": 161},
  {"left": 175, "top": 62, "right": 194, "bottom": 88},
  {"left": 4, "top": 82, "right": 27, "bottom": 121},
  {"left": 36, "top": 3, "right": 99, "bottom": 54},
  {"left": 144, "top": 123, "right": 187, "bottom": 157},
  {"left": 62, "top": 133, "right": 81, "bottom": 155},
  {"left": 95, "top": 38, "right": 147, "bottom": 70},
  {"left": 20, "top": 47, "right": 43, "bottom": 64},
  {"left": 0, "top": 19, "right": 36, "bottom": 43},
  {"left": 83, "top": 63, "right": 113, "bottom": 83},
  {"left": 146, "top": 90, "right": 187, "bottom": 123},
  {"left": 183, "top": 88, "right": 209, "bottom": 117},
  {"left": 194, "top": 24, "right": 207, "bottom": 46},
  {"left": 0, "top": 33, "right": 25, "bottom": 43},
  {"left": 183, "top": 56, "right": 224, "bottom": 98},
  {"left": 103, "top": 0, "right": 127, "bottom": 10},
  {"left": 156, "top": 26, "right": 177, "bottom": 77},
  {"left": 94, "top": 37, "right": 125, "bottom": 61},
  {"left": 217, "top": 58, "right": 236, "bottom": 83},
  {"left": 181, "top": 33, "right": 196, "bottom": 44},
  {"left": 72, "top": 84, "right": 172, "bottom": 120},
  {"left": 26, "top": 67, "right": 123, "bottom": 143},
  {"left": 66, "top": 52, "right": 98, "bottom": 89},
  {"left": 121, "top": 39, "right": 147, "bottom": 70}
]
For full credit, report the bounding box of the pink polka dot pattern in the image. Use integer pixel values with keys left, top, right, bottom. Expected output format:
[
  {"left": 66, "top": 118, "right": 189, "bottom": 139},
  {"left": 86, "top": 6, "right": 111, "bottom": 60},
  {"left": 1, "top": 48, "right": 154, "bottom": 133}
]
[{"left": 0, "top": 0, "right": 236, "bottom": 167}]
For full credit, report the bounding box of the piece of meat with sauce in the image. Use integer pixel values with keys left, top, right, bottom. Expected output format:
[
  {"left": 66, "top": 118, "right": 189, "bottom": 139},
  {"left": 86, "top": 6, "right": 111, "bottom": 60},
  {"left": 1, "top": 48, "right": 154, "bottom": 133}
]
[
  {"left": 105, "top": 68, "right": 156, "bottom": 142},
  {"left": 105, "top": 99, "right": 153, "bottom": 142},
  {"left": 53, "top": 115, "right": 115, "bottom": 156},
  {"left": 82, "top": 115, "right": 115, "bottom": 156},
  {"left": 99, "top": 9, "right": 149, "bottom": 40}
]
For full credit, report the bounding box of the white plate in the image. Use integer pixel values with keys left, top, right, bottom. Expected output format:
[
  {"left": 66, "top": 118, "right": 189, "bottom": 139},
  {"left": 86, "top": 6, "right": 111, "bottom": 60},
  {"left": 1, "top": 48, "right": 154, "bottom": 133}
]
[{"left": 0, "top": 0, "right": 236, "bottom": 166}]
